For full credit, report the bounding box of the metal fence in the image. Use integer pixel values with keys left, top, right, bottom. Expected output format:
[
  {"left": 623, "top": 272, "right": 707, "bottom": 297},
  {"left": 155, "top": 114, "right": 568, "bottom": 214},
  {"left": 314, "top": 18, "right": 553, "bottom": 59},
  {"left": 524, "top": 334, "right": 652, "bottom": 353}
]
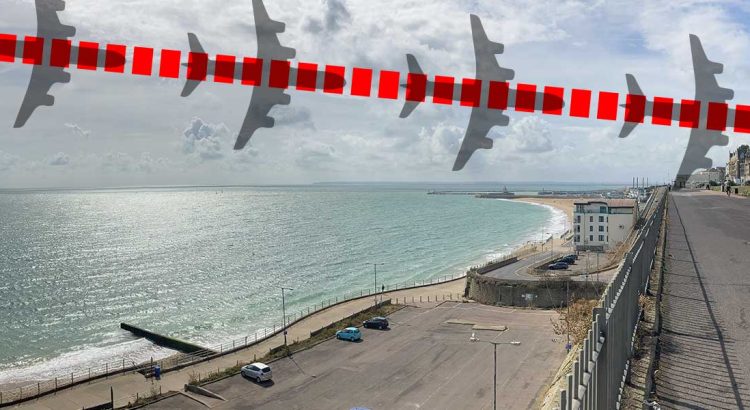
[
  {"left": 559, "top": 187, "right": 666, "bottom": 410},
  {"left": 0, "top": 270, "right": 467, "bottom": 406}
]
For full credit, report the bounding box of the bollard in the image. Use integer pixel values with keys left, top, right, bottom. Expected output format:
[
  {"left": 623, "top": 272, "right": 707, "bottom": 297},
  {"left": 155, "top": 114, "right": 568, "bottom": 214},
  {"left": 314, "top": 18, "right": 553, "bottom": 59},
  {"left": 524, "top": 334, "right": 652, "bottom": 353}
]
[{"left": 420, "top": 296, "right": 422, "bottom": 302}]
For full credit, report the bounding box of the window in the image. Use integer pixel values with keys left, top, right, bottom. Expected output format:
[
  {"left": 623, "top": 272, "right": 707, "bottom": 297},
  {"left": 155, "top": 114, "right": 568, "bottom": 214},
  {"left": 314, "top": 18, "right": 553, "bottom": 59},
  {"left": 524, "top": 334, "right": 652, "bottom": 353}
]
[
  {"left": 599, "top": 216, "right": 604, "bottom": 222},
  {"left": 589, "top": 216, "right": 594, "bottom": 222},
  {"left": 576, "top": 215, "right": 581, "bottom": 223},
  {"left": 599, "top": 226, "right": 604, "bottom": 232},
  {"left": 576, "top": 225, "right": 580, "bottom": 232},
  {"left": 600, "top": 206, "right": 607, "bottom": 213},
  {"left": 589, "top": 225, "right": 593, "bottom": 232},
  {"left": 599, "top": 235, "right": 605, "bottom": 241},
  {"left": 575, "top": 235, "right": 580, "bottom": 243},
  {"left": 589, "top": 235, "right": 594, "bottom": 242}
]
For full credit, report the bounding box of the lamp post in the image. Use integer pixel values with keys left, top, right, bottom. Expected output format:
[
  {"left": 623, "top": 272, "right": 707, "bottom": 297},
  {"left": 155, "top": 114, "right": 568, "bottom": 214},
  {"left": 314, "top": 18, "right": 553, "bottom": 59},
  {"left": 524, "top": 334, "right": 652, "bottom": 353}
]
[
  {"left": 280, "top": 286, "right": 293, "bottom": 352},
  {"left": 471, "top": 336, "right": 521, "bottom": 410},
  {"left": 488, "top": 340, "right": 521, "bottom": 410},
  {"left": 370, "top": 263, "right": 385, "bottom": 305}
]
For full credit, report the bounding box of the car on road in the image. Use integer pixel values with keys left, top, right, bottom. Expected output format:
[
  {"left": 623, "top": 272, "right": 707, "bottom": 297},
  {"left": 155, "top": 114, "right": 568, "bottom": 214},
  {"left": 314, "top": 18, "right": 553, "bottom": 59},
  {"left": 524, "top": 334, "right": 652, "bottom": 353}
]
[
  {"left": 548, "top": 261, "right": 569, "bottom": 270},
  {"left": 336, "top": 327, "right": 362, "bottom": 341},
  {"left": 363, "top": 317, "right": 389, "bottom": 330},
  {"left": 241, "top": 362, "right": 272, "bottom": 382}
]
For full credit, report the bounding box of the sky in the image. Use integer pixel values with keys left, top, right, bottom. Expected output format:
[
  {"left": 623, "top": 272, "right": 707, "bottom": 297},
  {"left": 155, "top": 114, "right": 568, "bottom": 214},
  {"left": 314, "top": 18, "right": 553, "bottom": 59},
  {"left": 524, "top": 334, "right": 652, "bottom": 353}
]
[{"left": 1, "top": 0, "right": 750, "bottom": 188}]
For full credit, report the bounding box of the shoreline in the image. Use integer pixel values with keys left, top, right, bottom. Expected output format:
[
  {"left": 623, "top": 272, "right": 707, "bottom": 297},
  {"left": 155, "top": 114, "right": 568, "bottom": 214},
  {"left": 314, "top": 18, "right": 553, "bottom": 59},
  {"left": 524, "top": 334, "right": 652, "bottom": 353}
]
[
  {"left": 0, "top": 197, "right": 571, "bottom": 390},
  {"left": 512, "top": 197, "right": 576, "bottom": 225}
]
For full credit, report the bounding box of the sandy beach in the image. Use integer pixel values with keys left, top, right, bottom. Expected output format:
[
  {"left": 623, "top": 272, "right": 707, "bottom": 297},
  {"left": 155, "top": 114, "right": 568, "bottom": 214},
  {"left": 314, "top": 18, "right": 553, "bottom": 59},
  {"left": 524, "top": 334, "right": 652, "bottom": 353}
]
[{"left": 512, "top": 197, "right": 577, "bottom": 223}]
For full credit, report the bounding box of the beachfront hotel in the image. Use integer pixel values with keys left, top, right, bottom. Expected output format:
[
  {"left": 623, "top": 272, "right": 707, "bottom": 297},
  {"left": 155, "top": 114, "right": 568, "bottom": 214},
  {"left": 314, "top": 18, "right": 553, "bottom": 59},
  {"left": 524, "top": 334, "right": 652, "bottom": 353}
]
[{"left": 572, "top": 199, "right": 638, "bottom": 251}]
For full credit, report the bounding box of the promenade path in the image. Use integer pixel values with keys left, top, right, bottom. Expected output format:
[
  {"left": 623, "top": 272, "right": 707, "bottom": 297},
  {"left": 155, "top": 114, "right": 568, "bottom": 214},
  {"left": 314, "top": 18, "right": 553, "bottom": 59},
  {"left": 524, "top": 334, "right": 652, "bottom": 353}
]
[
  {"left": 654, "top": 190, "right": 750, "bottom": 409},
  {"left": 12, "top": 280, "right": 465, "bottom": 409}
]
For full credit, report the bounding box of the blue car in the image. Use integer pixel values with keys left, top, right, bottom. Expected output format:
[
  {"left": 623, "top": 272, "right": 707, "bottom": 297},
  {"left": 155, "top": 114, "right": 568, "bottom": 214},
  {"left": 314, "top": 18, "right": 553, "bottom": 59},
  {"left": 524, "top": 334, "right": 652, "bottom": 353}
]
[{"left": 336, "top": 327, "right": 362, "bottom": 341}]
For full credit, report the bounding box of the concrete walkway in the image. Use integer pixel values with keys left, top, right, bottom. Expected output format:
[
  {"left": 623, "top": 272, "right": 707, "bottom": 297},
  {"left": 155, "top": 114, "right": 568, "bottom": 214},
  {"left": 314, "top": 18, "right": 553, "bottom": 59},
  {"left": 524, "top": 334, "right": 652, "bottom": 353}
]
[
  {"left": 11, "top": 280, "right": 465, "bottom": 409},
  {"left": 654, "top": 191, "right": 750, "bottom": 409}
]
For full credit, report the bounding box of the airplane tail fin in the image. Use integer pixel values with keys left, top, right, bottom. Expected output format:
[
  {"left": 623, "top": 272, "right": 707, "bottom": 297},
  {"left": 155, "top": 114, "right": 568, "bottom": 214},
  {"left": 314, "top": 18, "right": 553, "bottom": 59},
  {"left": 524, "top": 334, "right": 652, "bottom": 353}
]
[
  {"left": 618, "top": 73, "right": 643, "bottom": 139},
  {"left": 180, "top": 33, "right": 206, "bottom": 97},
  {"left": 399, "top": 54, "right": 423, "bottom": 118}
]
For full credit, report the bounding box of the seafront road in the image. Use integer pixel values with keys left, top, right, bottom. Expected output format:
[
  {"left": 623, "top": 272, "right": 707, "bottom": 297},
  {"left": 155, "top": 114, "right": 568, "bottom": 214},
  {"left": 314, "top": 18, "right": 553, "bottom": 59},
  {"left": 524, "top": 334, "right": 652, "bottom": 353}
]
[
  {"left": 654, "top": 190, "right": 750, "bottom": 409},
  {"left": 14, "top": 280, "right": 465, "bottom": 409}
]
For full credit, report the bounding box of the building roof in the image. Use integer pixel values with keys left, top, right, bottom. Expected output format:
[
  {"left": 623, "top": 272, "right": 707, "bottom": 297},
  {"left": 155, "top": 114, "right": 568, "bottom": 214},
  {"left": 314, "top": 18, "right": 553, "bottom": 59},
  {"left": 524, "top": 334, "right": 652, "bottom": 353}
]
[{"left": 574, "top": 199, "right": 637, "bottom": 208}]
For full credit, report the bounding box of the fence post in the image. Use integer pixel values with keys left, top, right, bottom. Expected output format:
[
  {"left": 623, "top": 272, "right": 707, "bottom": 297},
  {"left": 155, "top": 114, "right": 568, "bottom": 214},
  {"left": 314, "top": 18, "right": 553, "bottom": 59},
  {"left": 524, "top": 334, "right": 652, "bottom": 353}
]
[
  {"left": 89, "top": 368, "right": 91, "bottom": 380},
  {"left": 106, "top": 363, "right": 108, "bottom": 378},
  {"left": 55, "top": 377, "right": 58, "bottom": 391},
  {"left": 71, "top": 372, "right": 73, "bottom": 385},
  {"left": 37, "top": 382, "right": 40, "bottom": 396},
  {"left": 245, "top": 336, "right": 248, "bottom": 346}
]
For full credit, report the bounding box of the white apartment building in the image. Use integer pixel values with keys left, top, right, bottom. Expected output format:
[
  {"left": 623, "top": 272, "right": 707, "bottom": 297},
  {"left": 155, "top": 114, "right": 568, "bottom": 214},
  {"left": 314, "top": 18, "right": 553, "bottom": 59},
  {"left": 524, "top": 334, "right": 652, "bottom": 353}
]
[{"left": 573, "top": 199, "right": 639, "bottom": 251}]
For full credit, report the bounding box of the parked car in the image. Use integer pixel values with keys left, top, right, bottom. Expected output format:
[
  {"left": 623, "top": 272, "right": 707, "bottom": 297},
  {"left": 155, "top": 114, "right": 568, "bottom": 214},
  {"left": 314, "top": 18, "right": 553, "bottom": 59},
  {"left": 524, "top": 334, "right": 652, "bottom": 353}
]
[
  {"left": 363, "top": 317, "right": 389, "bottom": 330},
  {"left": 241, "top": 362, "right": 272, "bottom": 382},
  {"left": 548, "top": 261, "right": 570, "bottom": 270},
  {"left": 561, "top": 255, "right": 577, "bottom": 264},
  {"left": 336, "top": 327, "right": 362, "bottom": 341},
  {"left": 564, "top": 254, "right": 578, "bottom": 260}
]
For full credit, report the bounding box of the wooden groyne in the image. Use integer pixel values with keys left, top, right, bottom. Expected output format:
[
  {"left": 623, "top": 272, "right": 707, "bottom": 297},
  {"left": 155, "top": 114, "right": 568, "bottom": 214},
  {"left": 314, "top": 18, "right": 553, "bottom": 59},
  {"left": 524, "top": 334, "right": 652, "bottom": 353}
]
[{"left": 120, "top": 323, "right": 214, "bottom": 355}]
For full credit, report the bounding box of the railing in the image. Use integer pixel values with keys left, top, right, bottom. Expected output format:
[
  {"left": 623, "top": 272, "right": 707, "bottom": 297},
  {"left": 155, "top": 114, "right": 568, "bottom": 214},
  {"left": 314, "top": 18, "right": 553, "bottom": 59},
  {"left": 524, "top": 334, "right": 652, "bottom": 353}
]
[
  {"left": 0, "top": 358, "right": 136, "bottom": 406},
  {"left": 0, "top": 270, "right": 467, "bottom": 407},
  {"left": 559, "top": 187, "right": 666, "bottom": 410}
]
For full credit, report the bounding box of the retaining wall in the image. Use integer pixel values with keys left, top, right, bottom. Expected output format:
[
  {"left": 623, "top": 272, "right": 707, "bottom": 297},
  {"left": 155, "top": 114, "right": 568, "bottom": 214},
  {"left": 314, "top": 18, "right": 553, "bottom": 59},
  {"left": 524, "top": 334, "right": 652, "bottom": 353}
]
[{"left": 465, "top": 272, "right": 605, "bottom": 308}]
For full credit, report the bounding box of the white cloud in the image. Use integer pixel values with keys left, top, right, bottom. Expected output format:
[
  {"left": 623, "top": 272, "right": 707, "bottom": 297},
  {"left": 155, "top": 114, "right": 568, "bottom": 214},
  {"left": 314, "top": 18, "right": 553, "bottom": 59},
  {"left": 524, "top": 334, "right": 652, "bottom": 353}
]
[
  {"left": 64, "top": 123, "right": 91, "bottom": 138},
  {"left": 48, "top": 152, "right": 70, "bottom": 166},
  {"left": 181, "top": 117, "right": 231, "bottom": 161},
  {"left": 0, "top": 151, "right": 19, "bottom": 171}
]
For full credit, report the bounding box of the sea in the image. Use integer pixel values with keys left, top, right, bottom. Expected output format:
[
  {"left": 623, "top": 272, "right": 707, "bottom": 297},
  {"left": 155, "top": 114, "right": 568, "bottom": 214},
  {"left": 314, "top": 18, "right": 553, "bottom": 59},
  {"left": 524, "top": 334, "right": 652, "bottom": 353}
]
[{"left": 0, "top": 182, "right": 622, "bottom": 386}]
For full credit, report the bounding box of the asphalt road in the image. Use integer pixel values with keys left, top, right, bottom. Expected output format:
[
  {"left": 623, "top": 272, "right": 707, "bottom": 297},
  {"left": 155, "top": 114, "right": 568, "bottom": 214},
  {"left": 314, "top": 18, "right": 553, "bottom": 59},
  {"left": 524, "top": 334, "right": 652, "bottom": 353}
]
[
  {"left": 483, "top": 251, "right": 614, "bottom": 283},
  {"left": 655, "top": 191, "right": 750, "bottom": 409},
  {"left": 146, "top": 302, "right": 564, "bottom": 410}
]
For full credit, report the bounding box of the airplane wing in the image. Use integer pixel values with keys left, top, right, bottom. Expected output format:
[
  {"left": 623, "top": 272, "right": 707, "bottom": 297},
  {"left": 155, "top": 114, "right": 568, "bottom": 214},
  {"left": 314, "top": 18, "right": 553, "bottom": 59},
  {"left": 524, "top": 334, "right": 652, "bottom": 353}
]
[
  {"left": 676, "top": 34, "right": 733, "bottom": 178},
  {"left": 234, "top": 0, "right": 296, "bottom": 150},
  {"left": 453, "top": 14, "right": 515, "bottom": 171},
  {"left": 15, "top": 0, "right": 76, "bottom": 128}
]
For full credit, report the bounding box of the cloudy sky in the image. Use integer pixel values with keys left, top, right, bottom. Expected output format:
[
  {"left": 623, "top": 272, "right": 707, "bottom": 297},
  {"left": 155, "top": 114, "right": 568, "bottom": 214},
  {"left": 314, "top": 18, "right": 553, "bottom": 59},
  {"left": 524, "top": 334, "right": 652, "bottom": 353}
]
[{"left": 1, "top": 0, "right": 750, "bottom": 188}]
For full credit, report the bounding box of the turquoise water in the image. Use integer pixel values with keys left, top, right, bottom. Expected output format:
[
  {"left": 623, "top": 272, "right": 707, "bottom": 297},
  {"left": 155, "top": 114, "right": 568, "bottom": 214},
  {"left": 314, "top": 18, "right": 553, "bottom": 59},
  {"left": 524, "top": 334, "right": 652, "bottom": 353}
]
[{"left": 0, "top": 184, "right": 578, "bottom": 384}]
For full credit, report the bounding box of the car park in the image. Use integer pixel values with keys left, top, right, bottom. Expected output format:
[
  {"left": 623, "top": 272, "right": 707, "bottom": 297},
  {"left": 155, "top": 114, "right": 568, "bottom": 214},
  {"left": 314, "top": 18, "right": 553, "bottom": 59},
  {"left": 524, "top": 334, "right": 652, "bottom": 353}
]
[
  {"left": 548, "top": 261, "right": 569, "bottom": 270},
  {"left": 336, "top": 327, "right": 362, "bottom": 341},
  {"left": 363, "top": 317, "right": 389, "bottom": 330},
  {"left": 241, "top": 362, "right": 272, "bottom": 382}
]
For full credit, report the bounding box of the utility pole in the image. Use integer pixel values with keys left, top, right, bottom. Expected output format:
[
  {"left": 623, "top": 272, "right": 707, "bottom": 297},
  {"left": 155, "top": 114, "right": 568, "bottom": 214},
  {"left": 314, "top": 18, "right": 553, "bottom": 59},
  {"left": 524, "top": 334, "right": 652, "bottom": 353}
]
[{"left": 280, "top": 287, "right": 293, "bottom": 353}]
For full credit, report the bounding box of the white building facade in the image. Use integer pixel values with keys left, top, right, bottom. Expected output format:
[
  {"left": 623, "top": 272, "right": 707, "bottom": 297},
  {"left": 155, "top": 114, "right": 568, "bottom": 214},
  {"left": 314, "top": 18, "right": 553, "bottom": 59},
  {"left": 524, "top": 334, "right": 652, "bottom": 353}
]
[{"left": 573, "top": 199, "right": 638, "bottom": 251}]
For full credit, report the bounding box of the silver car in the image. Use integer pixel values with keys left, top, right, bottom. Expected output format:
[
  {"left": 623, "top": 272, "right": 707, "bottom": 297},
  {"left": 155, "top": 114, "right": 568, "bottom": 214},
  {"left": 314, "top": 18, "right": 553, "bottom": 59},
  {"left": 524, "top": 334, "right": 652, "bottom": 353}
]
[{"left": 241, "top": 362, "right": 272, "bottom": 382}]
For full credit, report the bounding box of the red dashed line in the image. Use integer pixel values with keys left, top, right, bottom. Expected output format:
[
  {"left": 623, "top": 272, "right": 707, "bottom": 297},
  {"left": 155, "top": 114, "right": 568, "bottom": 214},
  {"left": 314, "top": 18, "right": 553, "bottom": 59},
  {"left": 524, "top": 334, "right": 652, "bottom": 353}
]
[{"left": 1, "top": 34, "right": 749, "bottom": 134}]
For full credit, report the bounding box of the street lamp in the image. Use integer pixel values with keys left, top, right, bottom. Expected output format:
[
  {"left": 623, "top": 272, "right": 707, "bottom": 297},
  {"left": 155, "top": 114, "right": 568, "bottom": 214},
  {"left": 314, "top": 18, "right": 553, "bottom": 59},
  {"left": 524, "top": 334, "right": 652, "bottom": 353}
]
[
  {"left": 280, "top": 286, "right": 293, "bottom": 352},
  {"left": 370, "top": 263, "right": 385, "bottom": 305},
  {"left": 471, "top": 337, "right": 521, "bottom": 410}
]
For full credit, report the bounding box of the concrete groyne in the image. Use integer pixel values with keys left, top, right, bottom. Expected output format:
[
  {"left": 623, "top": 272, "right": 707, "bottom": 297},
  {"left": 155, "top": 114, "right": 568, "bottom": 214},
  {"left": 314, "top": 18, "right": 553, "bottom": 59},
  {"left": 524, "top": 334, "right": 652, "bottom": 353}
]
[{"left": 120, "top": 323, "right": 214, "bottom": 355}]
